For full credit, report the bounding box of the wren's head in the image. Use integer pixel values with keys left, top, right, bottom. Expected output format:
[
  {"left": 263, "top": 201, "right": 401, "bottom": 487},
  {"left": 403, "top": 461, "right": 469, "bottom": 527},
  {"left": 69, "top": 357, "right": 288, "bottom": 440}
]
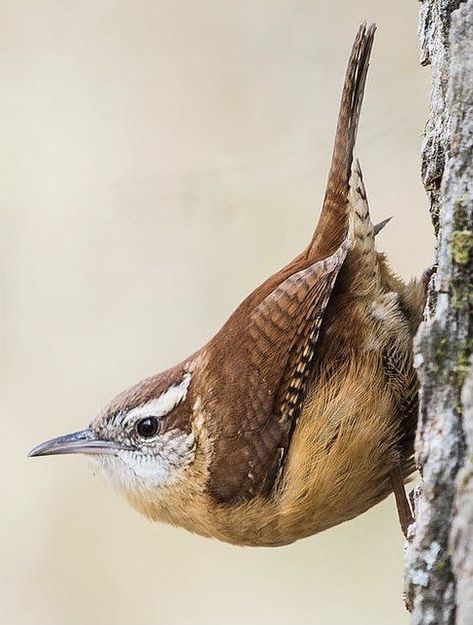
[{"left": 29, "top": 366, "right": 199, "bottom": 501}]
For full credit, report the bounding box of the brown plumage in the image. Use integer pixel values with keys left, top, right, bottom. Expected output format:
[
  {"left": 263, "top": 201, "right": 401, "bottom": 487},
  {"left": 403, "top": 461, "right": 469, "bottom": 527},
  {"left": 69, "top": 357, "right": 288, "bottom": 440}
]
[{"left": 29, "top": 23, "right": 427, "bottom": 546}]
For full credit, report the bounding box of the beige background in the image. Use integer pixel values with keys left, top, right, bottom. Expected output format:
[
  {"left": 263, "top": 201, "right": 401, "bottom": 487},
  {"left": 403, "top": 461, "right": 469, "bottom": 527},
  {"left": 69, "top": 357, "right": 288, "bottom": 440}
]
[{"left": 1, "top": 2, "right": 433, "bottom": 624}]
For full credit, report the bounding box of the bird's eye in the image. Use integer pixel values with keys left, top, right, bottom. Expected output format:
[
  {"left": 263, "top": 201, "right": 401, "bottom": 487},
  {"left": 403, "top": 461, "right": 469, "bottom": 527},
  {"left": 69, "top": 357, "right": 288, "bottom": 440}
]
[{"left": 136, "top": 417, "right": 160, "bottom": 439}]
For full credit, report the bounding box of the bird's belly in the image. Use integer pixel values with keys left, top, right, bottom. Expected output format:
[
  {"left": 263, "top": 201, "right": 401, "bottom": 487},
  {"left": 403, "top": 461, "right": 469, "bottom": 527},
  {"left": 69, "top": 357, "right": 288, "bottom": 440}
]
[{"left": 207, "top": 357, "right": 408, "bottom": 546}]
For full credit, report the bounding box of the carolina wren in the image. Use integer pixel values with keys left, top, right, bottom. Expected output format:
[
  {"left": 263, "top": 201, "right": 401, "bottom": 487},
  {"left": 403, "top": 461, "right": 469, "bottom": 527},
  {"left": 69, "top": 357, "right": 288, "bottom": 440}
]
[{"left": 29, "top": 23, "right": 426, "bottom": 546}]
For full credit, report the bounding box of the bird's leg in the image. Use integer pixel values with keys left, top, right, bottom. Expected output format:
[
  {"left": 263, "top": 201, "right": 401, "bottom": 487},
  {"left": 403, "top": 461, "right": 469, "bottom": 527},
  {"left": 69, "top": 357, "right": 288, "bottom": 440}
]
[{"left": 390, "top": 464, "right": 414, "bottom": 538}]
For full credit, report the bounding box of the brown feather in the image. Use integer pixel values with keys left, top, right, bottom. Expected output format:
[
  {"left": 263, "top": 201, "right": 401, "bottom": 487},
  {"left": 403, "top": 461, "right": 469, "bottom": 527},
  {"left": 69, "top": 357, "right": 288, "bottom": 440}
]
[{"left": 204, "top": 242, "right": 349, "bottom": 502}]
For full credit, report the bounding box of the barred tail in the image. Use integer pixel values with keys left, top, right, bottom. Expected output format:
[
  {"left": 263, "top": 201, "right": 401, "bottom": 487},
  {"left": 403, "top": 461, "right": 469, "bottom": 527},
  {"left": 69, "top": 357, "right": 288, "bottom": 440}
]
[{"left": 307, "top": 22, "right": 376, "bottom": 260}]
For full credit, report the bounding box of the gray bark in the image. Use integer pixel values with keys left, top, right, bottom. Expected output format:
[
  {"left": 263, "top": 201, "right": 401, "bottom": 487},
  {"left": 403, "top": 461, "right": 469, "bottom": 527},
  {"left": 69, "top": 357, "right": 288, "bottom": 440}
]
[{"left": 405, "top": 1, "right": 473, "bottom": 624}]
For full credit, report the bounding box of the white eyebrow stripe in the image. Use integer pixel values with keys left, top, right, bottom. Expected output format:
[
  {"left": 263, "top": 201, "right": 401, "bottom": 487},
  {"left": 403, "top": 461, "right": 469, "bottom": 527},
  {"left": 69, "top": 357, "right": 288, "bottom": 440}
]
[{"left": 122, "top": 373, "right": 192, "bottom": 426}]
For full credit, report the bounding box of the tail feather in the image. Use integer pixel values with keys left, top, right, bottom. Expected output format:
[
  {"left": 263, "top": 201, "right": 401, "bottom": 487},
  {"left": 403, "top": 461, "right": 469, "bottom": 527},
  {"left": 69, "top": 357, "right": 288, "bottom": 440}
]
[
  {"left": 307, "top": 22, "right": 376, "bottom": 260},
  {"left": 347, "top": 159, "right": 381, "bottom": 292}
]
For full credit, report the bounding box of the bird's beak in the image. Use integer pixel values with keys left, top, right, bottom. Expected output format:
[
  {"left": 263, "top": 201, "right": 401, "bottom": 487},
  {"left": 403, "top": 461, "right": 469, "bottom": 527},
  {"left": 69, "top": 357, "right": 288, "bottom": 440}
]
[{"left": 28, "top": 428, "right": 120, "bottom": 458}]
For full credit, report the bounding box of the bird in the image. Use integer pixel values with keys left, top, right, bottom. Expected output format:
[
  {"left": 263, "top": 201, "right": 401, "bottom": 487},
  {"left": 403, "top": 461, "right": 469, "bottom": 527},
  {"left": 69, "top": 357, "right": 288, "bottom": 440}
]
[{"left": 29, "top": 22, "right": 427, "bottom": 547}]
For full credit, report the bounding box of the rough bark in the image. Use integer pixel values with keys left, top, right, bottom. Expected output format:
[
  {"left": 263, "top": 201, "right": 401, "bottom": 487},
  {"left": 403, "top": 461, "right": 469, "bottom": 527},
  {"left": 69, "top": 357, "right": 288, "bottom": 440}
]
[{"left": 405, "top": 1, "right": 473, "bottom": 624}]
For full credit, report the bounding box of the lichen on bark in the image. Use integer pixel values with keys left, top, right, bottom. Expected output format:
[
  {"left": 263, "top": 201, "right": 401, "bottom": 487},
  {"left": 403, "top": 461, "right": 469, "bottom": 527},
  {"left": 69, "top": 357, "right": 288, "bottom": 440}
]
[{"left": 405, "top": 1, "right": 473, "bottom": 624}]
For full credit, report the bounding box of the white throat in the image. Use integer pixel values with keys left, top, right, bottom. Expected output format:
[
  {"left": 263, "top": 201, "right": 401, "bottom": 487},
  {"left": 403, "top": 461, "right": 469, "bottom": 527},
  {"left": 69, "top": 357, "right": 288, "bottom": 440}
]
[{"left": 96, "top": 429, "right": 195, "bottom": 493}]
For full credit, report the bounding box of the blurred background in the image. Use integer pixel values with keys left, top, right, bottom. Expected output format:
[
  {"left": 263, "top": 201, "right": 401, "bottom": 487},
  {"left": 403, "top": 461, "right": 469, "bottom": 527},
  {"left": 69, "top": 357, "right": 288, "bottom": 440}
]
[{"left": 1, "top": 1, "right": 433, "bottom": 624}]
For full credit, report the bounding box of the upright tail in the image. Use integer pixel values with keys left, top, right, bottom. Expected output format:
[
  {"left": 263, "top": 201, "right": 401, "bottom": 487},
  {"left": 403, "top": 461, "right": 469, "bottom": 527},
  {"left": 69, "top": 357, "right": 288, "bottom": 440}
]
[{"left": 307, "top": 22, "right": 376, "bottom": 260}]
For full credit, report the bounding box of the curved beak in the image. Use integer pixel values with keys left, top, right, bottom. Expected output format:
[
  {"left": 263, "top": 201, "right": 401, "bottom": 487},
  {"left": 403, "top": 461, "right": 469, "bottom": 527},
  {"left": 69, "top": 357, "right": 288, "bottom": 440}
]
[{"left": 28, "top": 428, "right": 120, "bottom": 458}]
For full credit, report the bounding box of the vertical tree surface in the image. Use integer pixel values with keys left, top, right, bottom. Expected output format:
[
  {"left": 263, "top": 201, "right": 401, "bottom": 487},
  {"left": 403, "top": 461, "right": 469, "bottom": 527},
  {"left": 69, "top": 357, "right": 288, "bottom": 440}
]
[{"left": 405, "top": 1, "right": 473, "bottom": 624}]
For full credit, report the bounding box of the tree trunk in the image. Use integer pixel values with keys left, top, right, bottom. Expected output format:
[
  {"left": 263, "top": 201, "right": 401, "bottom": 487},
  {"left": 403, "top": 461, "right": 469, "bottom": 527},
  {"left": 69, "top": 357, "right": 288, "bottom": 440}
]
[{"left": 405, "top": 1, "right": 473, "bottom": 624}]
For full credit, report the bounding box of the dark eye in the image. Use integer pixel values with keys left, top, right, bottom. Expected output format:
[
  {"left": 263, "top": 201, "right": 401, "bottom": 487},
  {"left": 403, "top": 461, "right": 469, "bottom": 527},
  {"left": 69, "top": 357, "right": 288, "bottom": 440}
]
[{"left": 136, "top": 417, "right": 160, "bottom": 438}]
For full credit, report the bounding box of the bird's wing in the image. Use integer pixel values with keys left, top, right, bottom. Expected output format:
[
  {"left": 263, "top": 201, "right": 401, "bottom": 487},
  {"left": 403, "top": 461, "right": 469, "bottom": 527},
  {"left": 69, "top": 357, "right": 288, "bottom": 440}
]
[{"left": 205, "top": 239, "right": 348, "bottom": 503}]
